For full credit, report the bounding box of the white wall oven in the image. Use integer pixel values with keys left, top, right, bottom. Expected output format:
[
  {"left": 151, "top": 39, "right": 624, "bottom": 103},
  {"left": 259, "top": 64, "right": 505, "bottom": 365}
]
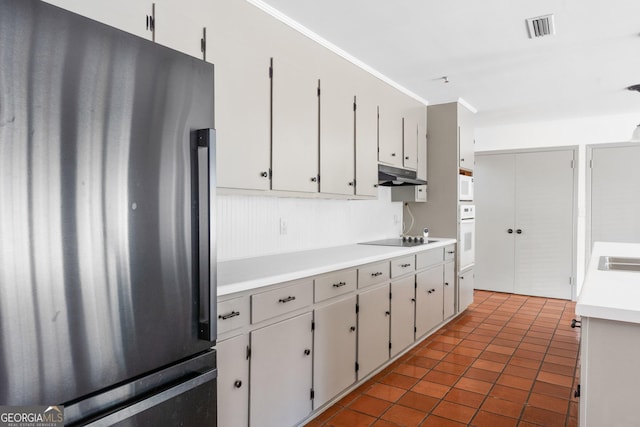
[{"left": 459, "top": 205, "right": 475, "bottom": 270}]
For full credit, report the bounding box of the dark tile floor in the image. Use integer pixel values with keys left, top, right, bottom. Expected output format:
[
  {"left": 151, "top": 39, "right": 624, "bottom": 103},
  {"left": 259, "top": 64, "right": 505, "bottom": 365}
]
[{"left": 305, "top": 290, "right": 580, "bottom": 427}]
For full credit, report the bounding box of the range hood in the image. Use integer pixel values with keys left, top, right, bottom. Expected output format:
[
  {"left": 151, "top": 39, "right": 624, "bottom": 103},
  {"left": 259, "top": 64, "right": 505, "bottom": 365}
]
[{"left": 378, "top": 164, "right": 427, "bottom": 186}]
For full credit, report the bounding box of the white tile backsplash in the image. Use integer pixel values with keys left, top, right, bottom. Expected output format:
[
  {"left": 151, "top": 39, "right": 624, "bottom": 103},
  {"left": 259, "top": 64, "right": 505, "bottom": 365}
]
[{"left": 217, "top": 187, "right": 403, "bottom": 261}]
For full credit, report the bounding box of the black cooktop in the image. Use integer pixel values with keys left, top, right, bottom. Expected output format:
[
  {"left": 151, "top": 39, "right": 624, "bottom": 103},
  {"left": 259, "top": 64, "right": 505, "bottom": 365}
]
[{"left": 360, "top": 237, "right": 435, "bottom": 247}]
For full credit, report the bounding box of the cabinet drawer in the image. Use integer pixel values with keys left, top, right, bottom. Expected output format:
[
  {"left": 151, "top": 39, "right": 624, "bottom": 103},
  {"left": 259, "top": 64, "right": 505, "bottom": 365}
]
[
  {"left": 314, "top": 269, "right": 357, "bottom": 302},
  {"left": 251, "top": 280, "right": 313, "bottom": 324},
  {"left": 416, "top": 248, "right": 444, "bottom": 270},
  {"left": 358, "top": 261, "right": 390, "bottom": 289},
  {"left": 391, "top": 255, "right": 415, "bottom": 278},
  {"left": 217, "top": 296, "right": 250, "bottom": 335},
  {"left": 444, "top": 244, "right": 456, "bottom": 261}
]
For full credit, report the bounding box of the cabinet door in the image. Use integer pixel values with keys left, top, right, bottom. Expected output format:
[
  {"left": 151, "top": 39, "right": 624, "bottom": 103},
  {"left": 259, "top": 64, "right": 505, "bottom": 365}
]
[
  {"left": 390, "top": 276, "right": 415, "bottom": 357},
  {"left": 353, "top": 75, "right": 380, "bottom": 197},
  {"left": 417, "top": 107, "right": 427, "bottom": 181},
  {"left": 458, "top": 269, "right": 475, "bottom": 311},
  {"left": 155, "top": 0, "right": 205, "bottom": 58},
  {"left": 313, "top": 296, "right": 357, "bottom": 408},
  {"left": 514, "top": 150, "right": 574, "bottom": 299},
  {"left": 217, "top": 335, "right": 249, "bottom": 427},
  {"left": 458, "top": 104, "right": 474, "bottom": 171},
  {"left": 415, "top": 266, "right": 443, "bottom": 338},
  {"left": 357, "top": 284, "right": 390, "bottom": 380},
  {"left": 42, "top": 0, "right": 150, "bottom": 38},
  {"left": 443, "top": 262, "right": 456, "bottom": 319},
  {"left": 209, "top": 0, "right": 271, "bottom": 190},
  {"left": 475, "top": 153, "right": 516, "bottom": 293},
  {"left": 377, "top": 86, "right": 403, "bottom": 167},
  {"left": 590, "top": 144, "right": 640, "bottom": 248},
  {"left": 271, "top": 57, "right": 319, "bottom": 193},
  {"left": 250, "top": 313, "right": 313, "bottom": 427},
  {"left": 458, "top": 124, "right": 474, "bottom": 171},
  {"left": 319, "top": 66, "right": 355, "bottom": 196},
  {"left": 402, "top": 106, "right": 419, "bottom": 171}
]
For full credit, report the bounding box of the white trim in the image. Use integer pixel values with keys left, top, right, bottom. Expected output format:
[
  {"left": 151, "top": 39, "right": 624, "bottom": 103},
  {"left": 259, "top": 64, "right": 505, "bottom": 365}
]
[
  {"left": 458, "top": 97, "right": 478, "bottom": 114},
  {"left": 246, "top": 0, "right": 430, "bottom": 106}
]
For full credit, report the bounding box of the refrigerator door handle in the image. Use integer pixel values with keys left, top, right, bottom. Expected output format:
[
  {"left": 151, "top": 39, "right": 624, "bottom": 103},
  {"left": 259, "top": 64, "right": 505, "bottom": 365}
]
[
  {"left": 85, "top": 368, "right": 217, "bottom": 427},
  {"left": 195, "top": 128, "right": 217, "bottom": 342}
]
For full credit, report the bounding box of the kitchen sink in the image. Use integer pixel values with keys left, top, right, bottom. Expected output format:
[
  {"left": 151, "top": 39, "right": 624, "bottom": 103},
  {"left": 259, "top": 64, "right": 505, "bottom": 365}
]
[{"left": 598, "top": 256, "right": 640, "bottom": 272}]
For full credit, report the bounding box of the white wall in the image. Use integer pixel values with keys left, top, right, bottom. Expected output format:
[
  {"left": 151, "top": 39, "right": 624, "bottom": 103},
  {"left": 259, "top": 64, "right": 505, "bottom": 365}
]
[
  {"left": 217, "top": 187, "right": 403, "bottom": 261},
  {"left": 475, "top": 111, "right": 640, "bottom": 295}
]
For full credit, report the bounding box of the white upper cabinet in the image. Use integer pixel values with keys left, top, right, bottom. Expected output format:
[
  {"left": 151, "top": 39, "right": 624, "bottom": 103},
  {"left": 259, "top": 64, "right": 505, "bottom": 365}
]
[
  {"left": 354, "top": 73, "right": 381, "bottom": 197},
  {"left": 209, "top": 0, "right": 271, "bottom": 190},
  {"left": 417, "top": 106, "right": 427, "bottom": 181},
  {"left": 271, "top": 56, "right": 320, "bottom": 193},
  {"left": 402, "top": 104, "right": 420, "bottom": 171},
  {"left": 319, "top": 56, "right": 356, "bottom": 196},
  {"left": 458, "top": 104, "right": 475, "bottom": 171},
  {"left": 42, "top": 0, "right": 150, "bottom": 38},
  {"left": 377, "top": 84, "right": 404, "bottom": 167},
  {"left": 154, "top": 0, "right": 207, "bottom": 58}
]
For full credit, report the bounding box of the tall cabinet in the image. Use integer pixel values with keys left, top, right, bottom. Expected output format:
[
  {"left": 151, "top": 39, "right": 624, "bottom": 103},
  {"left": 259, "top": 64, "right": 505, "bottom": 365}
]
[
  {"left": 475, "top": 148, "right": 577, "bottom": 299},
  {"left": 587, "top": 143, "right": 640, "bottom": 257},
  {"left": 404, "top": 101, "right": 475, "bottom": 312}
]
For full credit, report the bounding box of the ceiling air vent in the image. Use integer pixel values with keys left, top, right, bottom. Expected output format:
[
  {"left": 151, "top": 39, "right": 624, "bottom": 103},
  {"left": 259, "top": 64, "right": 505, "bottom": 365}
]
[{"left": 526, "top": 14, "right": 555, "bottom": 38}]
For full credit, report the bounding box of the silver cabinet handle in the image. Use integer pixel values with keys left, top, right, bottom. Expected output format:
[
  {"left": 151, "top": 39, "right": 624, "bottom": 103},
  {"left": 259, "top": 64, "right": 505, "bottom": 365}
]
[
  {"left": 218, "top": 311, "right": 240, "bottom": 320},
  {"left": 278, "top": 296, "right": 296, "bottom": 303}
]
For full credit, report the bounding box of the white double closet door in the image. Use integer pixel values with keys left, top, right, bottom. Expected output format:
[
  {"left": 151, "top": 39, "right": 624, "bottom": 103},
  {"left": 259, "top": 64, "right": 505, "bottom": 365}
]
[{"left": 476, "top": 148, "right": 576, "bottom": 299}]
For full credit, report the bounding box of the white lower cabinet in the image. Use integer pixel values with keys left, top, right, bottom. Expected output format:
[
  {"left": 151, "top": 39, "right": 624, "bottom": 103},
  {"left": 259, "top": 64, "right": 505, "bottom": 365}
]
[
  {"left": 216, "top": 334, "right": 249, "bottom": 427},
  {"left": 443, "top": 262, "right": 456, "bottom": 319},
  {"left": 579, "top": 316, "right": 640, "bottom": 426},
  {"left": 250, "top": 312, "right": 313, "bottom": 427},
  {"left": 390, "top": 276, "right": 416, "bottom": 358},
  {"left": 220, "top": 243, "right": 461, "bottom": 425},
  {"left": 459, "top": 268, "right": 475, "bottom": 312},
  {"left": 415, "top": 265, "right": 444, "bottom": 338},
  {"left": 357, "top": 284, "right": 390, "bottom": 380},
  {"left": 313, "top": 296, "right": 357, "bottom": 408}
]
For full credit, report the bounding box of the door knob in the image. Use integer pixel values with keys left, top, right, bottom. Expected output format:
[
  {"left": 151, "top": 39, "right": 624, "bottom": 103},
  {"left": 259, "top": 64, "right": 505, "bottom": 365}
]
[{"left": 507, "top": 228, "right": 513, "bottom": 234}]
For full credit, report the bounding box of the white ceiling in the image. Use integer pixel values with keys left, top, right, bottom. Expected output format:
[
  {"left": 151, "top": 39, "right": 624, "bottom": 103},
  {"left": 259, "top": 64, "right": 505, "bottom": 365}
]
[{"left": 253, "top": 0, "right": 640, "bottom": 127}]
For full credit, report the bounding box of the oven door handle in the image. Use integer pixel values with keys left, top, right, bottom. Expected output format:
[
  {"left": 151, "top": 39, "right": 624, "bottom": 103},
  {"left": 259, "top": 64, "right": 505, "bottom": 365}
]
[{"left": 85, "top": 369, "right": 217, "bottom": 426}]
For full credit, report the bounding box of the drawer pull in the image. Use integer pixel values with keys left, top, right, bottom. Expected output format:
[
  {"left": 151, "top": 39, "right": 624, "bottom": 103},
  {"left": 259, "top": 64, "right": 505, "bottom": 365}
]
[
  {"left": 332, "top": 281, "right": 347, "bottom": 288},
  {"left": 304, "top": 349, "right": 311, "bottom": 356},
  {"left": 278, "top": 296, "right": 296, "bottom": 304},
  {"left": 447, "top": 251, "right": 455, "bottom": 254},
  {"left": 571, "top": 319, "right": 581, "bottom": 328},
  {"left": 400, "top": 263, "right": 411, "bottom": 268},
  {"left": 350, "top": 326, "right": 356, "bottom": 332},
  {"left": 371, "top": 272, "right": 383, "bottom": 277},
  {"left": 234, "top": 380, "right": 243, "bottom": 388},
  {"left": 218, "top": 311, "right": 240, "bottom": 320}
]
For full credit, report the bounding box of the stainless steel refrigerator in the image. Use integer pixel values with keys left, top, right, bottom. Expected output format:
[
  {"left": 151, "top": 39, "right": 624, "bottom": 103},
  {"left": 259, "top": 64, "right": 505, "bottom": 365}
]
[{"left": 0, "top": 1, "right": 217, "bottom": 425}]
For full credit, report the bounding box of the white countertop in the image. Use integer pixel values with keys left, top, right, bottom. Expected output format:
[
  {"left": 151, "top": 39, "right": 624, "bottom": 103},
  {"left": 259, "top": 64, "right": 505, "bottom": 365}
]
[
  {"left": 576, "top": 241, "right": 640, "bottom": 323},
  {"left": 217, "top": 238, "right": 456, "bottom": 296}
]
